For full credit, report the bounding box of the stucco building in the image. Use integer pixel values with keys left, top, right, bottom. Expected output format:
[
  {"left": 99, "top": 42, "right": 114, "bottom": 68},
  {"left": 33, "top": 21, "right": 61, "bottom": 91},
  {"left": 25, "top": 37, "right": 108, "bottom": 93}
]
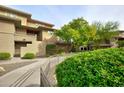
[{"left": 0, "top": 5, "right": 57, "bottom": 57}]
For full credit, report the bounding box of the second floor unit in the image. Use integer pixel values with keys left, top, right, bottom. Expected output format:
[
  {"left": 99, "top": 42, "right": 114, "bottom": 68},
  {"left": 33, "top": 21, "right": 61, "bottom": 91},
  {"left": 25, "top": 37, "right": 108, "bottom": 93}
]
[{"left": 0, "top": 5, "right": 57, "bottom": 43}]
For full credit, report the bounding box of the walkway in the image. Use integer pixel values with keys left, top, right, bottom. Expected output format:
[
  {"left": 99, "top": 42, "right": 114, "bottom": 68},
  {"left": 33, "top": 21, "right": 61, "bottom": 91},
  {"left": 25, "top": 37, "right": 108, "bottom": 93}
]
[
  {"left": 0, "top": 55, "right": 70, "bottom": 87},
  {"left": 0, "top": 58, "right": 48, "bottom": 87}
]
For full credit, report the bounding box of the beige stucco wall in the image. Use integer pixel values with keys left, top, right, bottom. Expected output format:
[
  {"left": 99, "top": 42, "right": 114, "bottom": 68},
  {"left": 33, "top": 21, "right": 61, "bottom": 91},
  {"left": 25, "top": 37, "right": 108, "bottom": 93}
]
[
  {"left": 0, "top": 21, "right": 15, "bottom": 57},
  {"left": 0, "top": 10, "right": 56, "bottom": 57},
  {"left": 27, "top": 22, "right": 39, "bottom": 28},
  {"left": 16, "top": 16, "right": 27, "bottom": 25},
  {"left": 14, "top": 29, "right": 37, "bottom": 42},
  {"left": 20, "top": 41, "right": 43, "bottom": 57},
  {"left": 38, "top": 41, "right": 46, "bottom": 56},
  {"left": 15, "top": 28, "right": 27, "bottom": 35},
  {"left": 0, "top": 10, "right": 27, "bottom": 25},
  {"left": 19, "top": 30, "right": 57, "bottom": 57},
  {"left": 42, "top": 31, "right": 51, "bottom": 40},
  {"left": 0, "top": 21, "right": 56, "bottom": 58},
  {"left": 15, "top": 29, "right": 48, "bottom": 57},
  {"left": 42, "top": 30, "right": 57, "bottom": 43},
  {"left": 27, "top": 22, "right": 50, "bottom": 28}
]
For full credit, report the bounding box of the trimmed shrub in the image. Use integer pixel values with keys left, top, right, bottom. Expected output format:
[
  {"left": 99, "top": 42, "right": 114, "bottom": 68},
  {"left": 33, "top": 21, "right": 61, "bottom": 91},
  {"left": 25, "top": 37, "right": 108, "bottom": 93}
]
[
  {"left": 0, "top": 52, "right": 11, "bottom": 60},
  {"left": 22, "top": 53, "right": 35, "bottom": 59},
  {"left": 46, "top": 44, "right": 56, "bottom": 56},
  {"left": 56, "top": 48, "right": 124, "bottom": 87},
  {"left": 46, "top": 44, "right": 56, "bottom": 49},
  {"left": 46, "top": 44, "right": 65, "bottom": 56}
]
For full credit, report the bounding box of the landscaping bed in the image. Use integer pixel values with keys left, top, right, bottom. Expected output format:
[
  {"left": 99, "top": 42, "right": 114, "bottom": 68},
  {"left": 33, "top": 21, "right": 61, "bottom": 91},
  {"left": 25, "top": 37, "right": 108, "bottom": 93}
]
[
  {"left": 56, "top": 48, "right": 124, "bottom": 87},
  {"left": 0, "top": 61, "right": 36, "bottom": 76}
]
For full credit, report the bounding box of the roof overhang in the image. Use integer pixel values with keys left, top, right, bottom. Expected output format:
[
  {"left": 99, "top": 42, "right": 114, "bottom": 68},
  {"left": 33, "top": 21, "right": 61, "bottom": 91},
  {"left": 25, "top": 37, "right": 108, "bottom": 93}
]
[
  {"left": 38, "top": 26, "right": 56, "bottom": 31},
  {"left": 0, "top": 5, "right": 31, "bottom": 18},
  {"left": 21, "top": 25, "right": 40, "bottom": 31},
  {"left": 0, "top": 15, "right": 21, "bottom": 26},
  {"left": 0, "top": 15, "right": 56, "bottom": 32},
  {"left": 20, "top": 25, "right": 56, "bottom": 32},
  {"left": 27, "top": 18, "right": 54, "bottom": 27}
]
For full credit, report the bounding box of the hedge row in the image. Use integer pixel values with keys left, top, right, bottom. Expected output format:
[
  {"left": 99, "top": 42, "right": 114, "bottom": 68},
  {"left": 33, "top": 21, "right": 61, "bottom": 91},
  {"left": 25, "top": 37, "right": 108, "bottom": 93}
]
[
  {"left": 56, "top": 48, "right": 124, "bottom": 87},
  {"left": 46, "top": 44, "right": 64, "bottom": 56},
  {"left": 22, "top": 53, "right": 35, "bottom": 59}
]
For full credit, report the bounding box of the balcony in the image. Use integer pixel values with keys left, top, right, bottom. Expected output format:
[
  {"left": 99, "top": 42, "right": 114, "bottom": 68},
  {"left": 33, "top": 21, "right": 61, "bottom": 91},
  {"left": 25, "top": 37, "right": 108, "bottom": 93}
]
[{"left": 14, "top": 33, "right": 37, "bottom": 42}]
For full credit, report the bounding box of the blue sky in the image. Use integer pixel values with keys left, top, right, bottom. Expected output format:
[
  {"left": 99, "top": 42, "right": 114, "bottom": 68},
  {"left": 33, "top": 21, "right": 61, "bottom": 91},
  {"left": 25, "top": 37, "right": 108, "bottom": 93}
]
[{"left": 8, "top": 5, "right": 124, "bottom": 29}]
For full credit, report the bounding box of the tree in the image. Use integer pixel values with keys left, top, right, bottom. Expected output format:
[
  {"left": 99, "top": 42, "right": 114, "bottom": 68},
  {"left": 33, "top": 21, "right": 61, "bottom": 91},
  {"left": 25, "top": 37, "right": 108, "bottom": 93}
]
[
  {"left": 93, "top": 21, "right": 119, "bottom": 46},
  {"left": 54, "top": 25, "right": 72, "bottom": 43},
  {"left": 54, "top": 17, "right": 97, "bottom": 51},
  {"left": 55, "top": 17, "right": 119, "bottom": 51}
]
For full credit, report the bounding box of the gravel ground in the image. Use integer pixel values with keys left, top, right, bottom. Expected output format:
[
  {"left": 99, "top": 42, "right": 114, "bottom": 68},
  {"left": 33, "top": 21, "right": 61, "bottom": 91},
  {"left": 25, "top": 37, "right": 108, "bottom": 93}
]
[{"left": 0, "top": 61, "right": 36, "bottom": 76}]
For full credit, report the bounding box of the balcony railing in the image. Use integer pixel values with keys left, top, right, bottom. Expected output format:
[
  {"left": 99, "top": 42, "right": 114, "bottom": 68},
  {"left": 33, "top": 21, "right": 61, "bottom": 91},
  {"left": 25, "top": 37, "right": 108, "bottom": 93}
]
[{"left": 14, "top": 33, "right": 37, "bottom": 42}]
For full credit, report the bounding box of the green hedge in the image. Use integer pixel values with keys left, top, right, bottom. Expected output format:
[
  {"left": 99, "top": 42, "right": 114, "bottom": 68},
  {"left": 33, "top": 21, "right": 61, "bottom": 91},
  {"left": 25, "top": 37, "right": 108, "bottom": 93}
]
[
  {"left": 46, "top": 44, "right": 56, "bottom": 49},
  {"left": 0, "top": 52, "right": 11, "bottom": 60},
  {"left": 117, "top": 40, "right": 124, "bottom": 47},
  {"left": 46, "top": 44, "right": 65, "bottom": 56},
  {"left": 22, "top": 53, "right": 35, "bottom": 59},
  {"left": 46, "top": 44, "right": 56, "bottom": 56},
  {"left": 56, "top": 48, "right": 124, "bottom": 87}
]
